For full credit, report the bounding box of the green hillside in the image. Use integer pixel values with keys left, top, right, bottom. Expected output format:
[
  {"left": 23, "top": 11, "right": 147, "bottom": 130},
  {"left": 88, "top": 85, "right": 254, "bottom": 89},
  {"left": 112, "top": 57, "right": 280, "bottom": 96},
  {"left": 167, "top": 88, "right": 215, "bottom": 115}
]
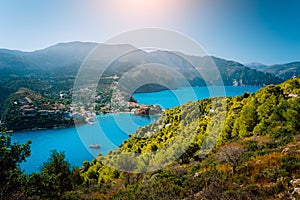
[
  {"left": 1, "top": 88, "right": 74, "bottom": 130},
  {"left": 0, "top": 42, "right": 286, "bottom": 117},
  {"left": 80, "top": 78, "right": 300, "bottom": 199},
  {"left": 1, "top": 78, "right": 299, "bottom": 199}
]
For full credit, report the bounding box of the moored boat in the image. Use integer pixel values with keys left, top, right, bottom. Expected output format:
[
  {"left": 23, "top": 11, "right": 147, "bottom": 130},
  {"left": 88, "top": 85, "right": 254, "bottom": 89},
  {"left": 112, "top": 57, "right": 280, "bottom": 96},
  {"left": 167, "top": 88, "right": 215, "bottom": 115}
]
[{"left": 89, "top": 144, "right": 101, "bottom": 149}]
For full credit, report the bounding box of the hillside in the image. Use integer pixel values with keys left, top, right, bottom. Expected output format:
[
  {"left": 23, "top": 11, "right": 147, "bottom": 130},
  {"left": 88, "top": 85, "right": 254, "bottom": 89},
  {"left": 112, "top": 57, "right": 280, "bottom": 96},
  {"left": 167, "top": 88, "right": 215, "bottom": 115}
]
[
  {"left": 1, "top": 88, "right": 75, "bottom": 130},
  {"left": 74, "top": 77, "right": 299, "bottom": 199},
  {"left": 210, "top": 56, "right": 281, "bottom": 85},
  {"left": 260, "top": 62, "right": 300, "bottom": 80},
  {"left": 0, "top": 42, "right": 287, "bottom": 116},
  {"left": 1, "top": 78, "right": 298, "bottom": 199},
  {"left": 0, "top": 42, "right": 284, "bottom": 85}
]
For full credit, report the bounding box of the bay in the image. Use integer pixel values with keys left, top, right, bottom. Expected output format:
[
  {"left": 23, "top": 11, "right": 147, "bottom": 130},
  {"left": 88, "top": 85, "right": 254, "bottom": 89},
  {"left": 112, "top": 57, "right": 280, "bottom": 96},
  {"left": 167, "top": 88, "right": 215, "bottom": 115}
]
[
  {"left": 133, "top": 86, "right": 263, "bottom": 109},
  {"left": 12, "top": 114, "right": 158, "bottom": 174},
  {"left": 12, "top": 86, "right": 262, "bottom": 174}
]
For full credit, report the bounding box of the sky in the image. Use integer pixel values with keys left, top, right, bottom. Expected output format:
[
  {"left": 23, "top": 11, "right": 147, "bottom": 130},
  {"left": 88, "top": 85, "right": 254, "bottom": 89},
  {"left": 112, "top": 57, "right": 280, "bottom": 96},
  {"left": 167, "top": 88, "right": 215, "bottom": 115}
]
[{"left": 0, "top": 0, "right": 299, "bottom": 65}]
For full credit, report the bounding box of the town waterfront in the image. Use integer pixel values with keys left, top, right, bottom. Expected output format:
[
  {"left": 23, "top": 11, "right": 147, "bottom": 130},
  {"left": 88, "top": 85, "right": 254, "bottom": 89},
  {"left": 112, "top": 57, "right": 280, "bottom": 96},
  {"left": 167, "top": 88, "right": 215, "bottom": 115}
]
[{"left": 12, "top": 86, "right": 262, "bottom": 173}]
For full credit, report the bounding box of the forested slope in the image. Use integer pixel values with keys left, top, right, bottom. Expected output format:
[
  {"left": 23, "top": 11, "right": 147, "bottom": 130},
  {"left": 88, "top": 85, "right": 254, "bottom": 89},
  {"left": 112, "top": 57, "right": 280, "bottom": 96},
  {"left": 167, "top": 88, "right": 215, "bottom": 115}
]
[
  {"left": 80, "top": 77, "right": 300, "bottom": 199},
  {"left": 1, "top": 78, "right": 300, "bottom": 199}
]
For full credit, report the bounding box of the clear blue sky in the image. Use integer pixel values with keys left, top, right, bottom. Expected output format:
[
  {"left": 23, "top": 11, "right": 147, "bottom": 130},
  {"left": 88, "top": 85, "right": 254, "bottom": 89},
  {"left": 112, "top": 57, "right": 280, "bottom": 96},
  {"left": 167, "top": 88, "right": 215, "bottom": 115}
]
[{"left": 0, "top": 0, "right": 299, "bottom": 65}]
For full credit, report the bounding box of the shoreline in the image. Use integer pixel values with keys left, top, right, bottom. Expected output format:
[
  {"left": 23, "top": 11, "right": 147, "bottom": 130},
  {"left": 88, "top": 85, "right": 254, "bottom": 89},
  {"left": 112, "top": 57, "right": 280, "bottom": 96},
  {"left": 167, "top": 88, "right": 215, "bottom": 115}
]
[
  {"left": 10, "top": 112, "right": 162, "bottom": 133},
  {"left": 6, "top": 85, "right": 263, "bottom": 133}
]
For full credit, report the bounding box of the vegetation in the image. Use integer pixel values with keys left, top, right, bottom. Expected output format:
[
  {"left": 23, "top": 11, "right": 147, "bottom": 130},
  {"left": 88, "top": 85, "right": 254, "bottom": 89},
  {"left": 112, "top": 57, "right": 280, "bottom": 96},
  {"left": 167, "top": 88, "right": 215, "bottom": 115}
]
[
  {"left": 0, "top": 79, "right": 129, "bottom": 131},
  {"left": 0, "top": 128, "right": 31, "bottom": 199},
  {"left": 215, "top": 143, "right": 246, "bottom": 173},
  {"left": 25, "top": 150, "right": 83, "bottom": 199},
  {"left": 1, "top": 88, "right": 74, "bottom": 131},
  {"left": 0, "top": 42, "right": 288, "bottom": 118},
  {"left": 1, "top": 78, "right": 300, "bottom": 199}
]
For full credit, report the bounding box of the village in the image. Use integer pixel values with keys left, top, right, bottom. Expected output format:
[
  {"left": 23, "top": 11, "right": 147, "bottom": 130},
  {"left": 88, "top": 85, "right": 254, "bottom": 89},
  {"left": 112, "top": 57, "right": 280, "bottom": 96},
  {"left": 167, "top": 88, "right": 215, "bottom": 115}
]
[
  {"left": 17, "top": 97, "right": 69, "bottom": 118},
  {"left": 1, "top": 78, "right": 163, "bottom": 131},
  {"left": 70, "top": 81, "right": 163, "bottom": 124}
]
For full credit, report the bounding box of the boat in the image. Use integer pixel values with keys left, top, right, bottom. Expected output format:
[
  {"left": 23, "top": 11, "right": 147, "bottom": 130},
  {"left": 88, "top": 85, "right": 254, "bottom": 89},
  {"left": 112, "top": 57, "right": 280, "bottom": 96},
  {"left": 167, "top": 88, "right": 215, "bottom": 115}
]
[
  {"left": 86, "top": 117, "right": 96, "bottom": 125},
  {"left": 89, "top": 144, "right": 101, "bottom": 149},
  {"left": 6, "top": 130, "right": 14, "bottom": 133},
  {"left": 233, "top": 79, "right": 238, "bottom": 86}
]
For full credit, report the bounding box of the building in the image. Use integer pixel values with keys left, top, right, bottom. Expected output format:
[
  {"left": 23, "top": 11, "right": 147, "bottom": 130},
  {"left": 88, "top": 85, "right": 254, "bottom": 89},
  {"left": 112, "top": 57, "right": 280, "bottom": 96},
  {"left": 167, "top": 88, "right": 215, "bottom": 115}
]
[
  {"left": 22, "top": 109, "right": 36, "bottom": 117},
  {"left": 25, "top": 97, "right": 33, "bottom": 105}
]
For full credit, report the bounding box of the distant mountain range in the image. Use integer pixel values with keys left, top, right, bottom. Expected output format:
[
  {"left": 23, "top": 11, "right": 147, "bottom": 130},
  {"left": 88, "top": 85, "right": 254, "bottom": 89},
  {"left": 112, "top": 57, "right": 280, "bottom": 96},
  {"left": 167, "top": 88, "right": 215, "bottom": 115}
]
[
  {"left": 1, "top": 41, "right": 292, "bottom": 84},
  {"left": 0, "top": 41, "right": 299, "bottom": 115},
  {"left": 260, "top": 62, "right": 300, "bottom": 80},
  {"left": 246, "top": 62, "right": 300, "bottom": 80},
  {"left": 245, "top": 62, "right": 268, "bottom": 71}
]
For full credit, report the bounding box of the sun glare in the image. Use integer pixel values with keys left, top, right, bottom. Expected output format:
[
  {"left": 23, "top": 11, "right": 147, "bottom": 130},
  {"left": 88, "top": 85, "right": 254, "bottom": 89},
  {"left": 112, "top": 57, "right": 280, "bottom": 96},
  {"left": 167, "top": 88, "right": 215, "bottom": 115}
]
[
  {"left": 106, "top": 0, "right": 183, "bottom": 25},
  {"left": 121, "top": 0, "right": 163, "bottom": 9}
]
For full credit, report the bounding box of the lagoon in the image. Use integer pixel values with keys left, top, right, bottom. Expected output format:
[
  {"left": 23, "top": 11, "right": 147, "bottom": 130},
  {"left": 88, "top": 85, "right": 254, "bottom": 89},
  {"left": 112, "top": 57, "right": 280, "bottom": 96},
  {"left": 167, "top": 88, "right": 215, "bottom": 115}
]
[{"left": 12, "top": 86, "right": 262, "bottom": 173}]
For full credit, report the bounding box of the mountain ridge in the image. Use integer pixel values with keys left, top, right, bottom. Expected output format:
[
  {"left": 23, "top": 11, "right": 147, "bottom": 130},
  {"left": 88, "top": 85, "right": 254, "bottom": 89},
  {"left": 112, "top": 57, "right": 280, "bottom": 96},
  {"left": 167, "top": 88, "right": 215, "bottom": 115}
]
[
  {"left": 0, "top": 41, "right": 285, "bottom": 84},
  {"left": 0, "top": 41, "right": 297, "bottom": 115},
  {"left": 245, "top": 62, "right": 268, "bottom": 70},
  {"left": 261, "top": 61, "right": 300, "bottom": 80},
  {"left": 0, "top": 41, "right": 298, "bottom": 80}
]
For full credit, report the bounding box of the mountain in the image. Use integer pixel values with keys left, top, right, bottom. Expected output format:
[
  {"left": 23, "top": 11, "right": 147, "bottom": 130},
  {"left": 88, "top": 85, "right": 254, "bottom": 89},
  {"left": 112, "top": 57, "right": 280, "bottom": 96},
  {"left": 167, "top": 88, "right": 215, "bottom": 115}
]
[
  {"left": 0, "top": 42, "right": 283, "bottom": 80},
  {"left": 0, "top": 41, "right": 98, "bottom": 76},
  {"left": 245, "top": 62, "right": 268, "bottom": 70},
  {"left": 260, "top": 62, "right": 300, "bottom": 80},
  {"left": 0, "top": 41, "right": 285, "bottom": 86},
  {"left": 245, "top": 61, "right": 300, "bottom": 80},
  {"left": 209, "top": 57, "right": 281, "bottom": 86},
  {"left": 0, "top": 41, "right": 294, "bottom": 115}
]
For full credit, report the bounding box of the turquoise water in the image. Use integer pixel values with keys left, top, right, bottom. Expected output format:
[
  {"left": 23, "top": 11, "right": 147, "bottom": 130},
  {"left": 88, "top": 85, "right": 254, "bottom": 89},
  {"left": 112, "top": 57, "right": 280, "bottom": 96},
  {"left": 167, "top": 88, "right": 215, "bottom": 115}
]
[
  {"left": 12, "top": 86, "right": 262, "bottom": 174},
  {"left": 12, "top": 114, "right": 158, "bottom": 174},
  {"left": 133, "top": 86, "right": 262, "bottom": 109}
]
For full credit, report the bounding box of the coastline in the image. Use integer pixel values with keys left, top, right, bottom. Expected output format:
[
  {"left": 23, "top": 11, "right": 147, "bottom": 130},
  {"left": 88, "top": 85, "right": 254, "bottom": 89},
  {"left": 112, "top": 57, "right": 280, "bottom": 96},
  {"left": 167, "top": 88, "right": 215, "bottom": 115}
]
[
  {"left": 4, "top": 85, "right": 262, "bottom": 133},
  {"left": 9, "top": 112, "right": 162, "bottom": 133}
]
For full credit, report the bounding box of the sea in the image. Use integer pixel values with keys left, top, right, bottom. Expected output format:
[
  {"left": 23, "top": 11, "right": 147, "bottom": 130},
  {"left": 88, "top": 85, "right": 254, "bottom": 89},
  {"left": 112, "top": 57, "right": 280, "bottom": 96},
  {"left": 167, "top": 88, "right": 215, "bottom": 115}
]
[{"left": 11, "top": 86, "right": 262, "bottom": 173}]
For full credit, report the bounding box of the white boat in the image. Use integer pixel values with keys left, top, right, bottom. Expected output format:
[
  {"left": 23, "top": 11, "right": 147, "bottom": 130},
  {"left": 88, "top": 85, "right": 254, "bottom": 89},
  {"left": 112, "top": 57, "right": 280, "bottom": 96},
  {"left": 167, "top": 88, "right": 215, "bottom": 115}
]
[
  {"left": 89, "top": 144, "right": 101, "bottom": 149},
  {"left": 86, "top": 117, "right": 96, "bottom": 124},
  {"left": 233, "top": 79, "right": 238, "bottom": 86}
]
